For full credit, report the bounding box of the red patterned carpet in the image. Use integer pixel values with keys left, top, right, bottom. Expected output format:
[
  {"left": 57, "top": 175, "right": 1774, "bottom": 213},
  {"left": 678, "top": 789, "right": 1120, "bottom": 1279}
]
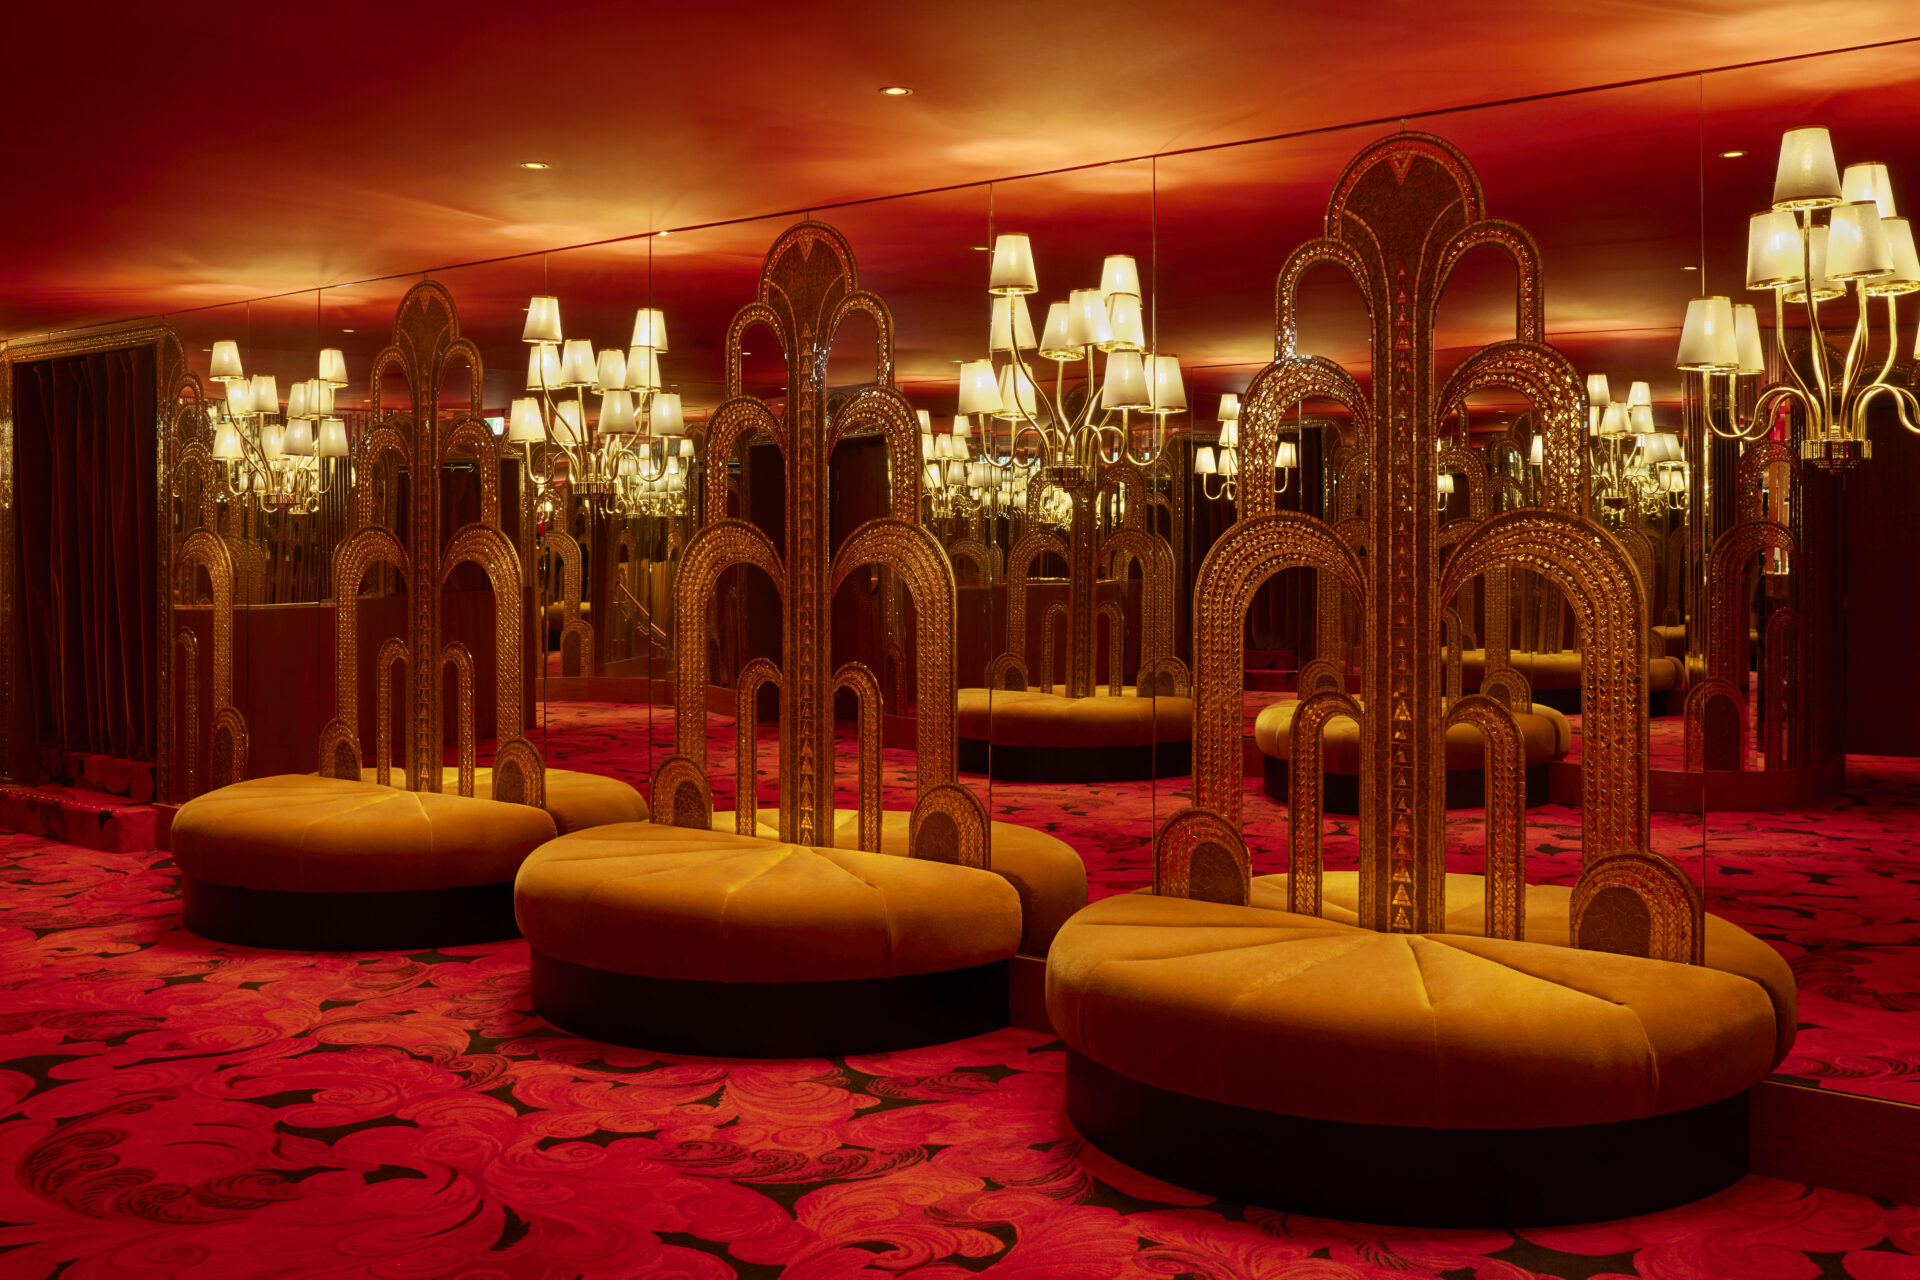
[{"left": 0, "top": 700, "right": 1915, "bottom": 1277}]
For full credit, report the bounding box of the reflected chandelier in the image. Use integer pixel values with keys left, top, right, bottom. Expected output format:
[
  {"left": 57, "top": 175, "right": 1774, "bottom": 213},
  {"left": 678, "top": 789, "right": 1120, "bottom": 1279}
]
[{"left": 207, "top": 341, "right": 351, "bottom": 513}]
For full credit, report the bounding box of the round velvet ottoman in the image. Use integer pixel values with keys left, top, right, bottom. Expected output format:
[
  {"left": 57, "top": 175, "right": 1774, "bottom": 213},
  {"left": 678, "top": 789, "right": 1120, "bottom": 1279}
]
[
  {"left": 956, "top": 686, "right": 1194, "bottom": 781},
  {"left": 1254, "top": 698, "right": 1571, "bottom": 812},
  {"left": 1046, "top": 872, "right": 1796, "bottom": 1225},
  {"left": 1453, "top": 649, "right": 1685, "bottom": 715},
  {"left": 517, "top": 821, "right": 1032, "bottom": 1058},
  {"left": 360, "top": 765, "right": 649, "bottom": 834},
  {"left": 171, "top": 774, "right": 569, "bottom": 951}
]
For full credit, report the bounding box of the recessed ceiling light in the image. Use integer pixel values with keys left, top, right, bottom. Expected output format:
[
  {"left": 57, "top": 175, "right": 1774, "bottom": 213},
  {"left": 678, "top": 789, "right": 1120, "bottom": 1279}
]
[
  {"left": 1681, "top": 265, "right": 1698, "bottom": 271},
  {"left": 657, "top": 230, "right": 670, "bottom": 237},
  {"left": 341, "top": 327, "right": 355, "bottom": 333},
  {"left": 971, "top": 245, "right": 990, "bottom": 252},
  {"left": 519, "top": 161, "right": 551, "bottom": 170},
  {"left": 1720, "top": 149, "right": 1747, "bottom": 158},
  {"left": 879, "top": 85, "right": 913, "bottom": 96}
]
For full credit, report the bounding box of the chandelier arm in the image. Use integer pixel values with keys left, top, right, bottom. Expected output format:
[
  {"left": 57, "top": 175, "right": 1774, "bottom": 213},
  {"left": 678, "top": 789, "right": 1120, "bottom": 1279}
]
[
  {"left": 1767, "top": 287, "right": 1819, "bottom": 417},
  {"left": 1871, "top": 292, "right": 1904, "bottom": 390},
  {"left": 1836, "top": 282, "right": 1873, "bottom": 418},
  {"left": 1798, "top": 215, "right": 1836, "bottom": 421}
]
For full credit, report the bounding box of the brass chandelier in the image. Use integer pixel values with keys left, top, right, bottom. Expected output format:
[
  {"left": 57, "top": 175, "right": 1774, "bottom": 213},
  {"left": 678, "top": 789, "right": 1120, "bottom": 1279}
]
[
  {"left": 1195, "top": 392, "right": 1298, "bottom": 502},
  {"left": 1677, "top": 126, "right": 1920, "bottom": 471},
  {"left": 1584, "top": 375, "right": 1687, "bottom": 520},
  {"left": 207, "top": 341, "right": 351, "bottom": 514}
]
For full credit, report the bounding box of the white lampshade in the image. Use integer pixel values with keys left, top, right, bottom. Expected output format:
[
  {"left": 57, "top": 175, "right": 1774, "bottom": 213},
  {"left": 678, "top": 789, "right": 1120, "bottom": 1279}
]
[
  {"left": 1781, "top": 224, "right": 1844, "bottom": 302},
  {"left": 1773, "top": 127, "right": 1842, "bottom": 210},
  {"left": 990, "top": 295, "right": 1037, "bottom": 351},
  {"left": 915, "top": 409, "right": 933, "bottom": 432},
  {"left": 1146, "top": 355, "right": 1186, "bottom": 414},
  {"left": 922, "top": 462, "right": 943, "bottom": 490},
  {"left": 933, "top": 434, "right": 955, "bottom": 461},
  {"left": 1599, "top": 402, "right": 1628, "bottom": 436},
  {"left": 649, "top": 391, "right": 685, "bottom": 435},
  {"left": 259, "top": 421, "right": 285, "bottom": 460},
  {"left": 598, "top": 387, "right": 637, "bottom": 435},
  {"left": 286, "top": 380, "right": 311, "bottom": 421},
  {"left": 211, "top": 425, "right": 243, "bottom": 460},
  {"left": 527, "top": 343, "right": 561, "bottom": 391},
  {"left": 209, "top": 340, "right": 245, "bottom": 383},
  {"left": 1732, "top": 303, "right": 1766, "bottom": 374},
  {"left": 1529, "top": 436, "right": 1544, "bottom": 466},
  {"left": 1628, "top": 403, "right": 1655, "bottom": 434},
  {"left": 1099, "top": 255, "right": 1141, "bottom": 303},
  {"left": 1217, "top": 418, "right": 1239, "bottom": 448},
  {"left": 1746, "top": 211, "right": 1803, "bottom": 290},
  {"left": 1194, "top": 446, "right": 1218, "bottom": 476},
  {"left": 1103, "top": 292, "right": 1146, "bottom": 352},
  {"left": 282, "top": 418, "right": 315, "bottom": 457},
  {"left": 507, "top": 397, "right": 544, "bottom": 443},
  {"left": 1868, "top": 217, "right": 1920, "bottom": 295},
  {"left": 1437, "top": 472, "right": 1455, "bottom": 495},
  {"left": 996, "top": 363, "right": 1038, "bottom": 419},
  {"left": 989, "top": 234, "right": 1038, "bottom": 295},
  {"left": 1218, "top": 392, "right": 1241, "bottom": 423},
  {"left": 1217, "top": 449, "right": 1239, "bottom": 478},
  {"left": 1100, "top": 350, "right": 1150, "bottom": 410},
  {"left": 1628, "top": 380, "right": 1652, "bottom": 407},
  {"left": 594, "top": 348, "right": 628, "bottom": 394},
  {"left": 312, "top": 382, "right": 335, "bottom": 417},
  {"left": 1841, "top": 162, "right": 1897, "bottom": 218},
  {"left": 318, "top": 348, "right": 348, "bottom": 387},
  {"left": 956, "top": 360, "right": 1004, "bottom": 416},
  {"left": 248, "top": 374, "right": 279, "bottom": 416},
  {"left": 626, "top": 347, "right": 661, "bottom": 391},
  {"left": 920, "top": 432, "right": 935, "bottom": 460},
  {"left": 1826, "top": 202, "right": 1894, "bottom": 281},
  {"left": 1276, "top": 440, "right": 1298, "bottom": 470},
  {"left": 1586, "top": 373, "right": 1611, "bottom": 407},
  {"left": 557, "top": 339, "right": 596, "bottom": 388},
  {"left": 523, "top": 295, "right": 563, "bottom": 344},
  {"left": 1038, "top": 302, "right": 1076, "bottom": 360},
  {"left": 225, "top": 381, "right": 252, "bottom": 419},
  {"left": 1065, "top": 288, "right": 1112, "bottom": 349},
  {"left": 945, "top": 459, "right": 966, "bottom": 487},
  {"left": 631, "top": 308, "right": 668, "bottom": 351},
  {"left": 1677, "top": 296, "right": 1740, "bottom": 371},
  {"left": 952, "top": 414, "right": 972, "bottom": 439},
  {"left": 551, "top": 399, "right": 584, "bottom": 445}
]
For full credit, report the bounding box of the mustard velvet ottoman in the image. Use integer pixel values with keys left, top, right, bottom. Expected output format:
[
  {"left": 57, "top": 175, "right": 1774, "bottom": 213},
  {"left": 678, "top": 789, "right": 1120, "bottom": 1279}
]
[
  {"left": 516, "top": 821, "right": 1035, "bottom": 1057},
  {"left": 1254, "top": 698, "right": 1572, "bottom": 813},
  {"left": 1454, "top": 649, "right": 1686, "bottom": 715},
  {"left": 956, "top": 686, "right": 1195, "bottom": 781},
  {"left": 1046, "top": 872, "right": 1796, "bottom": 1225},
  {"left": 360, "top": 766, "right": 649, "bottom": 834},
  {"left": 171, "top": 774, "right": 567, "bottom": 950}
]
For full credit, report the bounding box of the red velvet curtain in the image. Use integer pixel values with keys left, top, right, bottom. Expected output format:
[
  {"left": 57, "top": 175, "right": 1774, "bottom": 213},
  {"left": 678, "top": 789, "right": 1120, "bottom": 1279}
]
[{"left": 13, "top": 346, "right": 158, "bottom": 773}]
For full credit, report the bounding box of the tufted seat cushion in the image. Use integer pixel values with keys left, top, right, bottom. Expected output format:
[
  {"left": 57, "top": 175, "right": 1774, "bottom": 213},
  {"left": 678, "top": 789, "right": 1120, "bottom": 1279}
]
[
  {"left": 725, "top": 809, "right": 1086, "bottom": 955},
  {"left": 957, "top": 686, "right": 1195, "bottom": 747},
  {"left": 516, "top": 822, "right": 1024, "bottom": 983},
  {"left": 1253, "top": 698, "right": 1571, "bottom": 771},
  {"left": 172, "top": 773, "right": 559, "bottom": 893},
  {"left": 360, "top": 766, "right": 647, "bottom": 834},
  {"left": 1454, "top": 649, "right": 1685, "bottom": 693},
  {"left": 1046, "top": 871, "right": 1794, "bottom": 1131}
]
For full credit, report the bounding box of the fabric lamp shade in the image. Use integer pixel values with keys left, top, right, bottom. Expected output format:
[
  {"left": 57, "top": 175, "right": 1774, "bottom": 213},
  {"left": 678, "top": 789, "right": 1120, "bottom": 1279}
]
[
  {"left": 1746, "top": 211, "right": 1803, "bottom": 289},
  {"left": 1103, "top": 293, "right": 1146, "bottom": 352},
  {"left": 1100, "top": 350, "right": 1150, "bottom": 410},
  {"left": 557, "top": 339, "right": 597, "bottom": 388},
  {"left": 1826, "top": 202, "right": 1894, "bottom": 280},
  {"left": 631, "top": 308, "right": 668, "bottom": 351},
  {"left": 1599, "top": 402, "right": 1628, "bottom": 436},
  {"left": 528, "top": 343, "right": 561, "bottom": 391},
  {"left": 212, "top": 425, "right": 244, "bottom": 460},
  {"left": 225, "top": 381, "right": 252, "bottom": 419},
  {"left": 1194, "top": 445, "right": 1217, "bottom": 475},
  {"left": 1065, "top": 289, "right": 1113, "bottom": 349},
  {"left": 952, "top": 414, "right": 972, "bottom": 439},
  {"left": 1218, "top": 448, "right": 1239, "bottom": 477},
  {"left": 996, "top": 363, "right": 1038, "bottom": 419},
  {"left": 1629, "top": 403, "right": 1655, "bottom": 434},
  {"left": 319, "top": 348, "right": 348, "bottom": 387},
  {"left": 989, "top": 295, "right": 1036, "bottom": 351},
  {"left": 597, "top": 388, "right": 638, "bottom": 435},
  {"left": 286, "top": 381, "right": 311, "bottom": 421},
  {"left": 282, "top": 419, "right": 315, "bottom": 457},
  {"left": 915, "top": 409, "right": 932, "bottom": 431},
  {"left": 1529, "top": 436, "right": 1544, "bottom": 466},
  {"left": 626, "top": 347, "right": 661, "bottom": 391},
  {"left": 552, "top": 400, "right": 584, "bottom": 445},
  {"left": 1218, "top": 392, "right": 1241, "bottom": 423},
  {"left": 1437, "top": 472, "right": 1455, "bottom": 494},
  {"left": 956, "top": 360, "right": 1004, "bottom": 415},
  {"left": 1781, "top": 224, "right": 1844, "bottom": 302},
  {"left": 649, "top": 392, "right": 685, "bottom": 435},
  {"left": 1099, "top": 255, "right": 1141, "bottom": 303},
  {"left": 1773, "top": 127, "right": 1842, "bottom": 209},
  {"left": 989, "top": 234, "right": 1038, "bottom": 295},
  {"left": 507, "top": 397, "right": 544, "bottom": 443},
  {"left": 920, "top": 432, "right": 936, "bottom": 460},
  {"left": 1628, "top": 380, "right": 1652, "bottom": 407},
  {"left": 922, "top": 462, "right": 943, "bottom": 490},
  {"left": 1217, "top": 418, "right": 1239, "bottom": 448},
  {"left": 1586, "top": 373, "right": 1611, "bottom": 407},
  {"left": 209, "top": 340, "right": 245, "bottom": 383},
  {"left": 1276, "top": 440, "right": 1298, "bottom": 469},
  {"left": 1038, "top": 302, "right": 1076, "bottom": 360},
  {"left": 1841, "top": 162, "right": 1897, "bottom": 218},
  {"left": 1867, "top": 218, "right": 1920, "bottom": 295},
  {"left": 1677, "top": 297, "right": 1739, "bottom": 371},
  {"left": 259, "top": 421, "right": 285, "bottom": 460},
  {"left": 249, "top": 374, "right": 279, "bottom": 416},
  {"left": 1733, "top": 304, "right": 1767, "bottom": 373},
  {"left": 594, "top": 348, "right": 628, "bottom": 394},
  {"left": 1146, "top": 355, "right": 1186, "bottom": 413},
  {"left": 523, "top": 295, "right": 563, "bottom": 344}
]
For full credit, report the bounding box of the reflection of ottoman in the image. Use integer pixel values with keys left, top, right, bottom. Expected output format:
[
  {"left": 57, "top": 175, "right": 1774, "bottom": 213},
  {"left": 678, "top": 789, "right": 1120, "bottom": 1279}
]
[
  {"left": 362, "top": 766, "right": 648, "bottom": 834},
  {"left": 1454, "top": 649, "right": 1684, "bottom": 714},
  {"left": 956, "top": 686, "right": 1194, "bottom": 781},
  {"left": 1048, "top": 872, "right": 1796, "bottom": 1225},
  {"left": 516, "top": 822, "right": 1026, "bottom": 1056},
  {"left": 1253, "top": 698, "right": 1571, "bottom": 812},
  {"left": 172, "top": 774, "right": 563, "bottom": 950}
]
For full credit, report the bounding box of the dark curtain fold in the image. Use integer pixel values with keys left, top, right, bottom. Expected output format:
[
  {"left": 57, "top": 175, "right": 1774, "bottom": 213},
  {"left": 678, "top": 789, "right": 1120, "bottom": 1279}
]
[{"left": 14, "top": 347, "right": 159, "bottom": 770}]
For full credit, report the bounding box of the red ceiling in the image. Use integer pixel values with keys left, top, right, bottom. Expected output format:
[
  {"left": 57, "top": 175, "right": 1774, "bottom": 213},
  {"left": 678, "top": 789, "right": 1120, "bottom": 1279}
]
[{"left": 7, "top": 3, "right": 1920, "bottom": 419}]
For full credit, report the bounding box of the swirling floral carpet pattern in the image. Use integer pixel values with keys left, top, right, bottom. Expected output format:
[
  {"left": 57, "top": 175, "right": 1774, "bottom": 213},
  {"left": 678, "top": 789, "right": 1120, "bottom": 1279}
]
[{"left": 0, "top": 699, "right": 1913, "bottom": 1277}]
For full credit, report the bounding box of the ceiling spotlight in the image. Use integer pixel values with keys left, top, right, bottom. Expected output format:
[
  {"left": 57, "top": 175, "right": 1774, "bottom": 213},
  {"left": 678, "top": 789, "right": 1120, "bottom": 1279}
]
[
  {"left": 879, "top": 85, "right": 913, "bottom": 96},
  {"left": 341, "top": 328, "right": 355, "bottom": 333},
  {"left": 1681, "top": 265, "right": 1698, "bottom": 271},
  {"left": 520, "top": 161, "right": 551, "bottom": 170},
  {"left": 1720, "top": 150, "right": 1747, "bottom": 158}
]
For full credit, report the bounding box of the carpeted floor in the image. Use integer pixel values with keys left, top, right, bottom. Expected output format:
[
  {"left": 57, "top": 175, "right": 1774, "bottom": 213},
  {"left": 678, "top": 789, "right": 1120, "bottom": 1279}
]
[{"left": 1, "top": 700, "right": 1916, "bottom": 1277}]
